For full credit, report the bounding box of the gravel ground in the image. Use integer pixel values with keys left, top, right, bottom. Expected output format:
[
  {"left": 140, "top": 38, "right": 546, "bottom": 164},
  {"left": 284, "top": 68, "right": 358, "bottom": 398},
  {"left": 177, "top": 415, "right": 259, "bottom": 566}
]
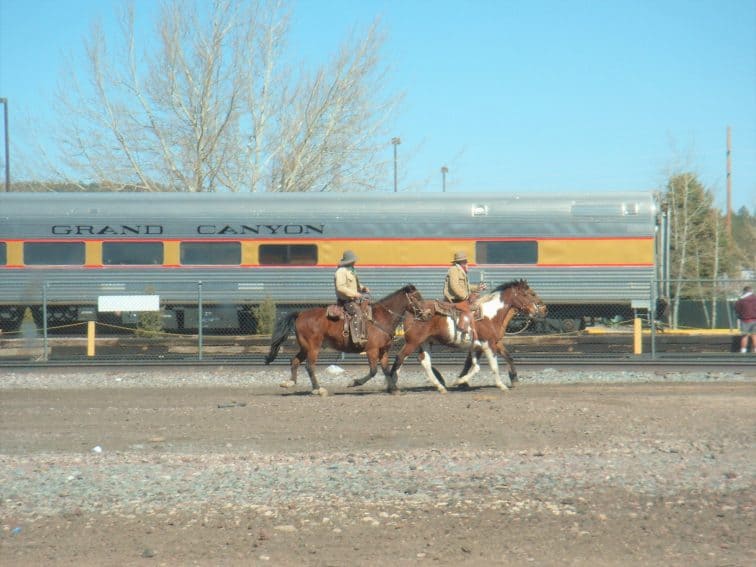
[
  {"left": 1, "top": 365, "right": 754, "bottom": 566},
  {"left": 0, "top": 364, "right": 752, "bottom": 390}
]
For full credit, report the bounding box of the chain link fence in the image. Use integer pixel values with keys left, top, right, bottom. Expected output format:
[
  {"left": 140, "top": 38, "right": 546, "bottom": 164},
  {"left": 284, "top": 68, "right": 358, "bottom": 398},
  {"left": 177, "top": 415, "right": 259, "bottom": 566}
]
[{"left": 0, "top": 277, "right": 752, "bottom": 364}]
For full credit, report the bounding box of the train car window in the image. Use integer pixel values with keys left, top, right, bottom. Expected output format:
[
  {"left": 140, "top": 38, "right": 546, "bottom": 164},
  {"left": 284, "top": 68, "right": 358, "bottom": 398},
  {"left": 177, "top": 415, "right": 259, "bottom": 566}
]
[
  {"left": 180, "top": 242, "right": 241, "bottom": 265},
  {"left": 102, "top": 242, "right": 164, "bottom": 265},
  {"left": 476, "top": 241, "right": 538, "bottom": 264},
  {"left": 0, "top": 242, "right": 5, "bottom": 265},
  {"left": 24, "top": 242, "right": 85, "bottom": 265},
  {"left": 259, "top": 244, "right": 317, "bottom": 265}
]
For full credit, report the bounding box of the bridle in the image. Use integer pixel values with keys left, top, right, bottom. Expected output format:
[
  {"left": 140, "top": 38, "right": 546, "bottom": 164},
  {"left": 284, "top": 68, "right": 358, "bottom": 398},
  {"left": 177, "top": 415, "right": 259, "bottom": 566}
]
[
  {"left": 509, "top": 288, "right": 543, "bottom": 317},
  {"left": 371, "top": 290, "right": 426, "bottom": 337},
  {"left": 407, "top": 291, "right": 431, "bottom": 320}
]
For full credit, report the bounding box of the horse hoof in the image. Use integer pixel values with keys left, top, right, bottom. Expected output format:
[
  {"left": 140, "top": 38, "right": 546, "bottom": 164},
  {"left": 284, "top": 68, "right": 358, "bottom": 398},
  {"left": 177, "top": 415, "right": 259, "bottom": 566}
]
[
  {"left": 312, "top": 387, "right": 328, "bottom": 397},
  {"left": 279, "top": 380, "right": 296, "bottom": 389},
  {"left": 437, "top": 387, "right": 448, "bottom": 394},
  {"left": 456, "top": 382, "right": 471, "bottom": 390},
  {"left": 497, "top": 384, "right": 511, "bottom": 391},
  {"left": 388, "top": 388, "right": 401, "bottom": 395}
]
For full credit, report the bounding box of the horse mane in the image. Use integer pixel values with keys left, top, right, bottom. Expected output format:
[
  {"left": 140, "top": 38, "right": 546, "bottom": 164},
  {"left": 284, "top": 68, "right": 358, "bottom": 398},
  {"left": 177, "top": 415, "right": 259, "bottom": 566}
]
[
  {"left": 491, "top": 279, "right": 528, "bottom": 293},
  {"left": 376, "top": 284, "right": 417, "bottom": 304},
  {"left": 476, "top": 279, "right": 529, "bottom": 303}
]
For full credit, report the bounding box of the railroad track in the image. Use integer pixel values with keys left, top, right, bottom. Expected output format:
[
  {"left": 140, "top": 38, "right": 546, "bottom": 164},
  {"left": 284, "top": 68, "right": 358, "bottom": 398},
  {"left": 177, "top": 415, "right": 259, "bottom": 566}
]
[
  {"left": 1, "top": 352, "right": 754, "bottom": 372},
  {"left": 1, "top": 332, "right": 754, "bottom": 370}
]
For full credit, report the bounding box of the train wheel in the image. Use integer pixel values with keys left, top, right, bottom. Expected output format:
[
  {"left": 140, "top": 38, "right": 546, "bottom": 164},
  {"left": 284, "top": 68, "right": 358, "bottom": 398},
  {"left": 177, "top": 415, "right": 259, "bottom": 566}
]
[
  {"left": 0, "top": 306, "right": 23, "bottom": 332},
  {"left": 561, "top": 319, "right": 577, "bottom": 333}
]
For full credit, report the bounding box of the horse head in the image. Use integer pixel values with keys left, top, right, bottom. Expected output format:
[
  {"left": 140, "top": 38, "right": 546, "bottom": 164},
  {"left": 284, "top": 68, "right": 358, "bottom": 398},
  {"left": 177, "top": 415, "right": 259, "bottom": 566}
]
[
  {"left": 507, "top": 279, "right": 547, "bottom": 318},
  {"left": 399, "top": 284, "right": 430, "bottom": 319},
  {"left": 491, "top": 279, "right": 547, "bottom": 319},
  {"left": 377, "top": 284, "right": 427, "bottom": 320}
]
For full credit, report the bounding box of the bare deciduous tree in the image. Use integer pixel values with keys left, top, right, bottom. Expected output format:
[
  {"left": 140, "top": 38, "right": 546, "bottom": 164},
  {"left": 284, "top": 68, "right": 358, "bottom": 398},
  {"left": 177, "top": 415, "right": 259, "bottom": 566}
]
[
  {"left": 663, "top": 172, "right": 733, "bottom": 328},
  {"left": 52, "top": 0, "right": 397, "bottom": 192}
]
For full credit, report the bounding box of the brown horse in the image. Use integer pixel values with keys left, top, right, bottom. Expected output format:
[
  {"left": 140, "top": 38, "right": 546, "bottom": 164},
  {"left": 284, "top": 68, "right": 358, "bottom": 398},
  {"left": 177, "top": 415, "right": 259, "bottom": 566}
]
[
  {"left": 264, "top": 284, "right": 426, "bottom": 396},
  {"left": 387, "top": 279, "right": 546, "bottom": 393}
]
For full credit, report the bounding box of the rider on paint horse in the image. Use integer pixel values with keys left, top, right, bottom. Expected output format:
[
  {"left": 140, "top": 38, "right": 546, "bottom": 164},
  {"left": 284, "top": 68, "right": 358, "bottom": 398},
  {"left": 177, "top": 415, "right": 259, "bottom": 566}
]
[{"left": 443, "top": 251, "right": 487, "bottom": 341}]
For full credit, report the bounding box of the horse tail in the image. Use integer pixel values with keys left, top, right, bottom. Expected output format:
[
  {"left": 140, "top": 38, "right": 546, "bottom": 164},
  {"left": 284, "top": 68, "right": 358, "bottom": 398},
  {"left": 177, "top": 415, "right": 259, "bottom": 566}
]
[{"left": 265, "top": 311, "right": 299, "bottom": 364}]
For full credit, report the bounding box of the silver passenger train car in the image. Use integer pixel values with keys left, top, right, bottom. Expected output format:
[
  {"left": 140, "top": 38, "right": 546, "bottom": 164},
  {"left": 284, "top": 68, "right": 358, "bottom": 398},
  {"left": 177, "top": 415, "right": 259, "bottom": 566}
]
[{"left": 0, "top": 191, "right": 659, "bottom": 332}]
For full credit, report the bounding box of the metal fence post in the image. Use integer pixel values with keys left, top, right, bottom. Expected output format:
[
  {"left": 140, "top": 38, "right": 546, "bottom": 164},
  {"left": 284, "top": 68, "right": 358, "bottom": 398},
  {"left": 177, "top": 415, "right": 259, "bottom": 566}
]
[
  {"left": 42, "top": 282, "right": 49, "bottom": 361},
  {"left": 650, "top": 276, "right": 657, "bottom": 359},
  {"left": 198, "top": 281, "right": 203, "bottom": 361}
]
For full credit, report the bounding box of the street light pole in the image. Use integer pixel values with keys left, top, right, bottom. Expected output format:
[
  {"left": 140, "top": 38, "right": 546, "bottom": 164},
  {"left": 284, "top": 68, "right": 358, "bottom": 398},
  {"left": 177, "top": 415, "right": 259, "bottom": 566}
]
[
  {"left": 391, "top": 137, "right": 401, "bottom": 193},
  {"left": 0, "top": 98, "right": 9, "bottom": 192},
  {"left": 441, "top": 166, "right": 448, "bottom": 193}
]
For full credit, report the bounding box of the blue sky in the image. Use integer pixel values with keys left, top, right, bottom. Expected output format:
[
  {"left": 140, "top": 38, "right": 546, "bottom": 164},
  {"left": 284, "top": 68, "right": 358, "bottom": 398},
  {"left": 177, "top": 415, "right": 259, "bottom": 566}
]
[{"left": 1, "top": 0, "right": 754, "bottom": 210}]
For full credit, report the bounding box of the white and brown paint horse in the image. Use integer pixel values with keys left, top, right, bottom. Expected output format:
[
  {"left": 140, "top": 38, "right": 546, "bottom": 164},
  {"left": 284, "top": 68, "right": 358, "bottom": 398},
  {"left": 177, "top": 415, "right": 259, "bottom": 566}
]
[{"left": 387, "top": 279, "right": 546, "bottom": 393}]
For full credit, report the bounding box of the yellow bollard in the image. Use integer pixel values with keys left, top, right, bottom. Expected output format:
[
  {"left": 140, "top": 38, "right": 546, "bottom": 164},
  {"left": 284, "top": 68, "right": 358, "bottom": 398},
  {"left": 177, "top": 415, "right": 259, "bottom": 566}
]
[
  {"left": 87, "top": 320, "right": 96, "bottom": 357},
  {"left": 633, "top": 317, "right": 642, "bottom": 355}
]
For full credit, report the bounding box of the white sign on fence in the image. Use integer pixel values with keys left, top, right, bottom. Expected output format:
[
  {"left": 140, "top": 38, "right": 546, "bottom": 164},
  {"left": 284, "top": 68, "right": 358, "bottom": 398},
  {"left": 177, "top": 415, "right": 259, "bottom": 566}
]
[{"left": 98, "top": 295, "right": 160, "bottom": 312}]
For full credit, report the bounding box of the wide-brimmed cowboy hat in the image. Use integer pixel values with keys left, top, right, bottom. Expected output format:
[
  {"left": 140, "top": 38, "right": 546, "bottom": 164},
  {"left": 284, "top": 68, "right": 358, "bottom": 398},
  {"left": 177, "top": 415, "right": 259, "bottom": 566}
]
[
  {"left": 452, "top": 251, "right": 467, "bottom": 263},
  {"left": 339, "top": 250, "right": 358, "bottom": 266}
]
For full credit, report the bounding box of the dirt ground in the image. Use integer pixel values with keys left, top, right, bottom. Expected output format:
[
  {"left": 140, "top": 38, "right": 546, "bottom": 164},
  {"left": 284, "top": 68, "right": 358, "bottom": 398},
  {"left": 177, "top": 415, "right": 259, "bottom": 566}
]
[{"left": 1, "top": 372, "right": 754, "bottom": 566}]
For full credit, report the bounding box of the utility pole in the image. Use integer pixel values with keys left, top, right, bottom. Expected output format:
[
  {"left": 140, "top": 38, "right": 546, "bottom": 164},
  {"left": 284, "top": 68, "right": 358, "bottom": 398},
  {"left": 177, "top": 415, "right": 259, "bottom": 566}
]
[
  {"left": 391, "top": 137, "right": 401, "bottom": 193},
  {"left": 441, "top": 166, "right": 448, "bottom": 192},
  {"left": 726, "top": 126, "right": 732, "bottom": 237},
  {"left": 0, "top": 98, "right": 9, "bottom": 192}
]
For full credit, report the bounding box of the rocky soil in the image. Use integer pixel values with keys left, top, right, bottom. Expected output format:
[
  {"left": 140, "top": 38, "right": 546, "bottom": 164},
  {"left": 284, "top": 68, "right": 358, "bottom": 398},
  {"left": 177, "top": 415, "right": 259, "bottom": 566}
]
[{"left": 1, "top": 365, "right": 754, "bottom": 566}]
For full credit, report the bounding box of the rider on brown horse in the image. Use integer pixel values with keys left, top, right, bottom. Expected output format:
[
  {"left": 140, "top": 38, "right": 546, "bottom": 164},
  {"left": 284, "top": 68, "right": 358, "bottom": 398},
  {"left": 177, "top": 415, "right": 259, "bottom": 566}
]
[
  {"left": 334, "top": 250, "right": 371, "bottom": 347},
  {"left": 443, "top": 251, "right": 487, "bottom": 341}
]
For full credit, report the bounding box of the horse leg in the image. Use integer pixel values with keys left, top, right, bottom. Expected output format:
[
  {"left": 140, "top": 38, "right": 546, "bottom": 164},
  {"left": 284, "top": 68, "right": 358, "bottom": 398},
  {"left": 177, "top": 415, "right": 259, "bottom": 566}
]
[
  {"left": 348, "top": 350, "right": 380, "bottom": 388},
  {"left": 303, "top": 349, "right": 328, "bottom": 396},
  {"left": 388, "top": 342, "right": 415, "bottom": 393},
  {"left": 379, "top": 349, "right": 392, "bottom": 378},
  {"left": 292, "top": 334, "right": 326, "bottom": 396},
  {"left": 348, "top": 373, "right": 376, "bottom": 388},
  {"left": 452, "top": 351, "right": 475, "bottom": 388},
  {"left": 451, "top": 347, "right": 482, "bottom": 388},
  {"left": 480, "top": 341, "right": 510, "bottom": 390},
  {"left": 501, "top": 346, "right": 519, "bottom": 386},
  {"left": 280, "top": 348, "right": 306, "bottom": 390},
  {"left": 417, "top": 347, "right": 447, "bottom": 394},
  {"left": 497, "top": 341, "right": 517, "bottom": 385},
  {"left": 379, "top": 348, "right": 396, "bottom": 391},
  {"left": 494, "top": 339, "right": 517, "bottom": 384}
]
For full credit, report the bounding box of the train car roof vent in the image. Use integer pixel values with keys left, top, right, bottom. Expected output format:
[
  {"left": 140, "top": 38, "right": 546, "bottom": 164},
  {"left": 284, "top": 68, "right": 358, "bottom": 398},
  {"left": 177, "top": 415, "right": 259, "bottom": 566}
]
[
  {"left": 572, "top": 203, "right": 622, "bottom": 216},
  {"left": 471, "top": 204, "right": 489, "bottom": 217}
]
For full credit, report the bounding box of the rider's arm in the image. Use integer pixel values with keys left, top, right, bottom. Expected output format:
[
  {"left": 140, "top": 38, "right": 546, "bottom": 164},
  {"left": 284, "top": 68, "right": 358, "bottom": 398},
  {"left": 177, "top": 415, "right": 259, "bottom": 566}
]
[
  {"left": 355, "top": 275, "right": 369, "bottom": 294},
  {"left": 471, "top": 281, "right": 487, "bottom": 292}
]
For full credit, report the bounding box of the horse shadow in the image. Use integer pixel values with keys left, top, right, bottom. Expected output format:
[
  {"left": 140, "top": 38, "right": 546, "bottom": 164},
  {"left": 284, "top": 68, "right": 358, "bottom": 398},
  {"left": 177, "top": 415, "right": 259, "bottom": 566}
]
[{"left": 278, "top": 381, "right": 487, "bottom": 397}]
